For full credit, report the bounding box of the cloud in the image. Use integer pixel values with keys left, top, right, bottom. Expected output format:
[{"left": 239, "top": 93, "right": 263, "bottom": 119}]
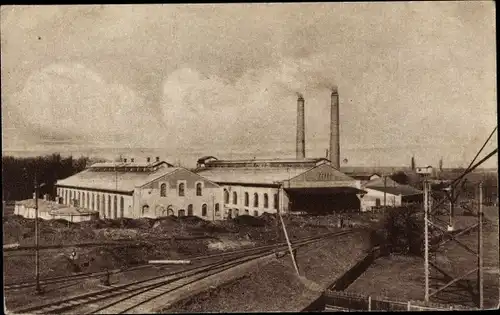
[
  {"left": 7, "top": 63, "right": 166, "bottom": 148},
  {"left": 1, "top": 3, "right": 496, "bottom": 167}
]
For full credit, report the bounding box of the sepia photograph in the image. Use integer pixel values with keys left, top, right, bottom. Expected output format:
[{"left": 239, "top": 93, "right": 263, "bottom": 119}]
[{"left": 1, "top": 2, "right": 498, "bottom": 313}]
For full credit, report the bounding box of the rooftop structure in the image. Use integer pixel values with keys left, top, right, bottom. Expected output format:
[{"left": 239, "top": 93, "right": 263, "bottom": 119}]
[
  {"left": 364, "top": 177, "right": 423, "bottom": 196},
  {"left": 57, "top": 161, "right": 181, "bottom": 194}
]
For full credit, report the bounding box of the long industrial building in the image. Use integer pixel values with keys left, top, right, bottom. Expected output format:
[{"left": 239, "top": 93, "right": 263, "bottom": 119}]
[
  {"left": 50, "top": 87, "right": 421, "bottom": 221},
  {"left": 55, "top": 158, "right": 223, "bottom": 220},
  {"left": 195, "top": 88, "right": 369, "bottom": 217}
]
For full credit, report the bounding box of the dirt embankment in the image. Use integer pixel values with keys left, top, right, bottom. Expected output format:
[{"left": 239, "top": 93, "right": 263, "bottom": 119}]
[
  {"left": 3, "top": 213, "right": 353, "bottom": 284},
  {"left": 164, "top": 231, "right": 371, "bottom": 313}
]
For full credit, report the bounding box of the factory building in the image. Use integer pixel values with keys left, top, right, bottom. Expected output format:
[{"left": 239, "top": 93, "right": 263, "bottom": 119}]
[
  {"left": 195, "top": 88, "right": 367, "bottom": 217},
  {"left": 55, "top": 158, "right": 223, "bottom": 220},
  {"left": 359, "top": 177, "right": 423, "bottom": 211},
  {"left": 14, "top": 196, "right": 99, "bottom": 222}
]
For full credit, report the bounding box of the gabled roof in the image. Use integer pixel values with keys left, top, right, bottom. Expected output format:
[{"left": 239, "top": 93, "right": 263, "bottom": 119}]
[
  {"left": 196, "top": 167, "right": 312, "bottom": 185},
  {"left": 364, "top": 177, "right": 422, "bottom": 196},
  {"left": 56, "top": 165, "right": 182, "bottom": 193},
  {"left": 364, "top": 176, "right": 400, "bottom": 188}
]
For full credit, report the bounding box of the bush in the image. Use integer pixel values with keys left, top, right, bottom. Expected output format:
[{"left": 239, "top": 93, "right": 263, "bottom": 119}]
[{"left": 375, "top": 205, "right": 425, "bottom": 256}]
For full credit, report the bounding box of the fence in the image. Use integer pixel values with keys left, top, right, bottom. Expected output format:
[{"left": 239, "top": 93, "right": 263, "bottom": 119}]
[{"left": 323, "top": 290, "right": 473, "bottom": 311}]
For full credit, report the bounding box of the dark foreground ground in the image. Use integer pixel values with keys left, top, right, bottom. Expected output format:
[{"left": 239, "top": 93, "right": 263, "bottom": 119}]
[{"left": 347, "top": 210, "right": 500, "bottom": 309}]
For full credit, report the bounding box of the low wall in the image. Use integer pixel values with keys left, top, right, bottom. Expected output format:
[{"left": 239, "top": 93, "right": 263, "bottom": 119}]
[{"left": 323, "top": 290, "right": 473, "bottom": 311}]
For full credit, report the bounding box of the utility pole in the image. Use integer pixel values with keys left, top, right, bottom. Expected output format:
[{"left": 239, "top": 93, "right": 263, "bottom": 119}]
[
  {"left": 384, "top": 176, "right": 387, "bottom": 207},
  {"left": 212, "top": 195, "right": 215, "bottom": 221},
  {"left": 478, "top": 182, "right": 484, "bottom": 309},
  {"left": 424, "top": 180, "right": 429, "bottom": 303},
  {"left": 34, "top": 174, "right": 42, "bottom": 295}
]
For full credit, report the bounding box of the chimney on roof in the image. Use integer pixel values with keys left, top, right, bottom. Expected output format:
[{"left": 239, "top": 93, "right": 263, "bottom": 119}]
[
  {"left": 147, "top": 157, "right": 151, "bottom": 163},
  {"left": 131, "top": 158, "right": 135, "bottom": 163},
  {"left": 330, "top": 87, "right": 340, "bottom": 169},
  {"left": 296, "top": 93, "right": 306, "bottom": 159},
  {"left": 156, "top": 156, "right": 160, "bottom": 162},
  {"left": 33, "top": 192, "right": 36, "bottom": 200},
  {"left": 124, "top": 158, "right": 127, "bottom": 163},
  {"left": 43, "top": 194, "right": 49, "bottom": 201}
]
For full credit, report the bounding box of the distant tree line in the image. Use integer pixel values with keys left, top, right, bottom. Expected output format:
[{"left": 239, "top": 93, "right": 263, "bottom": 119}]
[{"left": 2, "top": 154, "right": 105, "bottom": 201}]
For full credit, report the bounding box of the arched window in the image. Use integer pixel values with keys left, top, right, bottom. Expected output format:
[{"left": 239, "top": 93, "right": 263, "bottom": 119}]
[
  {"left": 101, "top": 195, "right": 105, "bottom": 217},
  {"left": 65, "top": 190, "right": 68, "bottom": 204},
  {"left": 254, "top": 210, "right": 259, "bottom": 216},
  {"left": 77, "top": 191, "right": 81, "bottom": 204},
  {"left": 215, "top": 203, "right": 220, "bottom": 216},
  {"left": 187, "top": 204, "right": 193, "bottom": 216},
  {"left": 224, "top": 190, "right": 229, "bottom": 204},
  {"left": 120, "top": 196, "right": 124, "bottom": 218},
  {"left": 178, "top": 209, "right": 185, "bottom": 217},
  {"left": 244, "top": 192, "right": 249, "bottom": 206},
  {"left": 160, "top": 183, "right": 167, "bottom": 197},
  {"left": 113, "top": 195, "right": 118, "bottom": 218},
  {"left": 178, "top": 183, "right": 185, "bottom": 196},
  {"left": 97, "top": 194, "right": 100, "bottom": 211},
  {"left": 202, "top": 204, "right": 207, "bottom": 216},
  {"left": 196, "top": 183, "right": 203, "bottom": 196},
  {"left": 234, "top": 209, "right": 239, "bottom": 217},
  {"left": 253, "top": 193, "right": 259, "bottom": 207},
  {"left": 108, "top": 195, "right": 112, "bottom": 218},
  {"left": 167, "top": 206, "right": 174, "bottom": 216},
  {"left": 233, "top": 192, "right": 238, "bottom": 204},
  {"left": 86, "top": 192, "right": 90, "bottom": 208},
  {"left": 244, "top": 209, "right": 249, "bottom": 215},
  {"left": 264, "top": 193, "right": 269, "bottom": 208},
  {"left": 92, "top": 193, "right": 95, "bottom": 210},
  {"left": 274, "top": 194, "right": 279, "bottom": 209},
  {"left": 142, "top": 204, "right": 149, "bottom": 215}
]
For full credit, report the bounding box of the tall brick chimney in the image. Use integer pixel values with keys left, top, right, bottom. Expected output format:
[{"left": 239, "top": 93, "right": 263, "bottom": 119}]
[
  {"left": 296, "top": 94, "right": 306, "bottom": 159},
  {"left": 330, "top": 87, "right": 340, "bottom": 169}
]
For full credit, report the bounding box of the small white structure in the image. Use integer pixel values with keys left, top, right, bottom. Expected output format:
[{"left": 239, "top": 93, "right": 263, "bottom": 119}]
[
  {"left": 14, "top": 198, "right": 99, "bottom": 222},
  {"left": 415, "top": 166, "right": 433, "bottom": 175},
  {"left": 358, "top": 177, "right": 423, "bottom": 212}
]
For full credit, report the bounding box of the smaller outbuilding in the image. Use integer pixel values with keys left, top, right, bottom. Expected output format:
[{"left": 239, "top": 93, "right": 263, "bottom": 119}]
[
  {"left": 358, "top": 177, "right": 423, "bottom": 212},
  {"left": 14, "top": 197, "right": 99, "bottom": 222}
]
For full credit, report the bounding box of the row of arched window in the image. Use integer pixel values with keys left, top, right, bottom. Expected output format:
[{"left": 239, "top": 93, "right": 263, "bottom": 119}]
[
  {"left": 224, "top": 190, "right": 278, "bottom": 209},
  {"left": 159, "top": 182, "right": 203, "bottom": 197},
  {"left": 226, "top": 209, "right": 259, "bottom": 217},
  {"left": 59, "top": 188, "right": 125, "bottom": 219},
  {"left": 142, "top": 202, "right": 216, "bottom": 217}
]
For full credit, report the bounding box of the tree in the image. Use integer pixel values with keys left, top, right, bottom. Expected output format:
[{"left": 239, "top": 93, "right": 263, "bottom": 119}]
[
  {"left": 390, "top": 171, "right": 409, "bottom": 185},
  {"left": 411, "top": 156, "right": 416, "bottom": 170},
  {"left": 372, "top": 205, "right": 424, "bottom": 256}
]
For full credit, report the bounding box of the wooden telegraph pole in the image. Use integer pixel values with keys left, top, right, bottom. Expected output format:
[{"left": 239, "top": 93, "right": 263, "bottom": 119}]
[
  {"left": 383, "top": 176, "right": 387, "bottom": 207},
  {"left": 478, "top": 182, "right": 484, "bottom": 309},
  {"left": 34, "top": 174, "right": 42, "bottom": 295},
  {"left": 423, "top": 180, "right": 430, "bottom": 303}
]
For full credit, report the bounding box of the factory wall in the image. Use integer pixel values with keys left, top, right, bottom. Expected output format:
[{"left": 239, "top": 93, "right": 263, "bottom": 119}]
[
  {"left": 57, "top": 187, "right": 133, "bottom": 219},
  {"left": 133, "top": 168, "right": 223, "bottom": 220},
  {"left": 14, "top": 203, "right": 52, "bottom": 220},
  {"left": 358, "top": 188, "right": 401, "bottom": 212},
  {"left": 221, "top": 185, "right": 281, "bottom": 218}
]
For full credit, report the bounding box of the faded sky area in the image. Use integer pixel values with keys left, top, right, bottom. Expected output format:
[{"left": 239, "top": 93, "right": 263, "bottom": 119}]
[{"left": 1, "top": 3, "right": 497, "bottom": 168}]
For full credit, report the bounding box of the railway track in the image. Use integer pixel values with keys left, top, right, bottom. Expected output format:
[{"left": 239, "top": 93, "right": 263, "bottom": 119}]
[
  {"left": 5, "top": 230, "right": 348, "bottom": 291},
  {"left": 10, "top": 230, "right": 353, "bottom": 314}
]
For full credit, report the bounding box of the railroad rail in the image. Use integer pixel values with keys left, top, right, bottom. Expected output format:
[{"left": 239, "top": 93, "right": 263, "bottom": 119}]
[
  {"left": 10, "top": 230, "right": 353, "bottom": 314},
  {"left": 5, "top": 230, "right": 351, "bottom": 291}
]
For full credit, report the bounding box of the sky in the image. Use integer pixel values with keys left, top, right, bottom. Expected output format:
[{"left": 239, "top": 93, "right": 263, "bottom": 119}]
[{"left": 1, "top": 3, "right": 497, "bottom": 168}]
